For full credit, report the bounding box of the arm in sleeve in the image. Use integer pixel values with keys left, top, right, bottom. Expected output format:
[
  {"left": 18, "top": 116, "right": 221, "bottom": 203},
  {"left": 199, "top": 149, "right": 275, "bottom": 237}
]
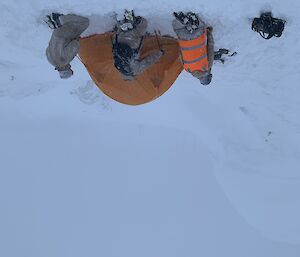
[
  {"left": 131, "top": 50, "right": 163, "bottom": 76},
  {"left": 54, "top": 15, "right": 89, "bottom": 39},
  {"left": 206, "top": 28, "right": 215, "bottom": 69},
  {"left": 133, "top": 17, "right": 148, "bottom": 37},
  {"left": 62, "top": 40, "right": 81, "bottom": 63}
]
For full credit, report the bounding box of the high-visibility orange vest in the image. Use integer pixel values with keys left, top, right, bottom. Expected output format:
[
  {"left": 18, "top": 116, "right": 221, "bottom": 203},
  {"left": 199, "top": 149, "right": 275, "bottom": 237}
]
[{"left": 178, "top": 30, "right": 209, "bottom": 73}]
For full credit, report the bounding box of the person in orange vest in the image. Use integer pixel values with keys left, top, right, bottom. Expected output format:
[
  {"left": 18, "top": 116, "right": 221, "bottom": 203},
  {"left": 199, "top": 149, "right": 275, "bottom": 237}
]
[{"left": 173, "top": 12, "right": 214, "bottom": 85}]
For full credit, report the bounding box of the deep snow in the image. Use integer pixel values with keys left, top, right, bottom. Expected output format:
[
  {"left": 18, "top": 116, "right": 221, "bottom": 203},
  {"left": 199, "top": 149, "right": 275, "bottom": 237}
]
[{"left": 1, "top": 0, "right": 300, "bottom": 257}]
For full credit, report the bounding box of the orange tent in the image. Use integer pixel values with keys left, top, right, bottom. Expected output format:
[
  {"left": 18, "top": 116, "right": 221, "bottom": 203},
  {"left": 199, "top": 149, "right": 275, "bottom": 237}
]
[{"left": 79, "top": 32, "right": 183, "bottom": 105}]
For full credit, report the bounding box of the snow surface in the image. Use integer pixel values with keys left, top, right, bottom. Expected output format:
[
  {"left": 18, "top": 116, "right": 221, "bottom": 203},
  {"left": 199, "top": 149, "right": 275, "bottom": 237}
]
[{"left": 1, "top": 0, "right": 300, "bottom": 256}]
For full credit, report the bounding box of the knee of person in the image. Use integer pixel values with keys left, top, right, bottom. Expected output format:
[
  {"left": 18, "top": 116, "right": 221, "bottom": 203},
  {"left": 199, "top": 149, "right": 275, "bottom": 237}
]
[
  {"left": 84, "top": 17, "right": 90, "bottom": 26},
  {"left": 138, "top": 17, "right": 148, "bottom": 29}
]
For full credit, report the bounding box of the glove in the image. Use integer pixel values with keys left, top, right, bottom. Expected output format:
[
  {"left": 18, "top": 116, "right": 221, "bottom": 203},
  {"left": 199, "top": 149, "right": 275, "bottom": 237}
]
[
  {"left": 120, "top": 22, "right": 134, "bottom": 32},
  {"left": 207, "top": 26, "right": 213, "bottom": 32}
]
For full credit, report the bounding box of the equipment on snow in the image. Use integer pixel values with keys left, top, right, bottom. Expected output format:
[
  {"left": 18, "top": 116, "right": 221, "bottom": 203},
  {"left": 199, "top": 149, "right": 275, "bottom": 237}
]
[
  {"left": 214, "top": 48, "right": 237, "bottom": 64},
  {"left": 45, "top": 13, "right": 63, "bottom": 29},
  {"left": 252, "top": 12, "right": 285, "bottom": 40},
  {"left": 112, "top": 34, "right": 144, "bottom": 77},
  {"left": 173, "top": 12, "right": 200, "bottom": 33}
]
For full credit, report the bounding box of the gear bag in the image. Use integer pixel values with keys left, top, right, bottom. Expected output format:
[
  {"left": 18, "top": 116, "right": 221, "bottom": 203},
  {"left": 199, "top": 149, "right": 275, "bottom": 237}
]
[
  {"left": 252, "top": 12, "right": 285, "bottom": 40},
  {"left": 112, "top": 34, "right": 143, "bottom": 77}
]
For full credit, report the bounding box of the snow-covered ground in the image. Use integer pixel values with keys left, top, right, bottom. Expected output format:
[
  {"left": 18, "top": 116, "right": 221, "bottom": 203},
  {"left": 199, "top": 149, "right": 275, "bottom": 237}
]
[{"left": 1, "top": 1, "right": 300, "bottom": 256}]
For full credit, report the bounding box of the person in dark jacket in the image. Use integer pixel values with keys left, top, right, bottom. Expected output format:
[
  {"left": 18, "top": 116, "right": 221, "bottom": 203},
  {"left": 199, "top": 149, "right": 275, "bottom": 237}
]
[{"left": 112, "top": 10, "right": 163, "bottom": 81}]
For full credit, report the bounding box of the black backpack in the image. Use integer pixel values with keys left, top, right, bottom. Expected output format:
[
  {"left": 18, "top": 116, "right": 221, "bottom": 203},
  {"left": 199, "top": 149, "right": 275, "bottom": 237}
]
[
  {"left": 112, "top": 35, "right": 143, "bottom": 77},
  {"left": 252, "top": 12, "right": 286, "bottom": 40}
]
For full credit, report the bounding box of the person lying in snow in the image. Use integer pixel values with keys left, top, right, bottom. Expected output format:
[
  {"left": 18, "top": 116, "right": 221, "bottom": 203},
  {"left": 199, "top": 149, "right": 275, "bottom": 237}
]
[
  {"left": 172, "top": 12, "right": 214, "bottom": 85},
  {"left": 45, "top": 13, "right": 89, "bottom": 79},
  {"left": 112, "top": 10, "right": 164, "bottom": 81}
]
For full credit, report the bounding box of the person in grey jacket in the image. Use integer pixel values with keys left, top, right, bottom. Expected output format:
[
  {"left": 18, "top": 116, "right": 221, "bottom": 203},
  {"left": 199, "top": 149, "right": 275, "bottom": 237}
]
[
  {"left": 46, "top": 13, "right": 89, "bottom": 79},
  {"left": 112, "top": 10, "right": 164, "bottom": 80},
  {"left": 172, "top": 12, "right": 214, "bottom": 85}
]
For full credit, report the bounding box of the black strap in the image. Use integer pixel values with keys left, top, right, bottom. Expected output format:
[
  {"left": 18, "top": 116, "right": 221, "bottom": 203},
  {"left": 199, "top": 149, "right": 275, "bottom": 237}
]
[{"left": 259, "top": 31, "right": 274, "bottom": 40}]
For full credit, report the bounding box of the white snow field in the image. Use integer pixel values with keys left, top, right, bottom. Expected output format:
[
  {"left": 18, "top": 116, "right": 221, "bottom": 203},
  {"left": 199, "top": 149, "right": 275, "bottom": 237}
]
[{"left": 1, "top": 0, "right": 300, "bottom": 256}]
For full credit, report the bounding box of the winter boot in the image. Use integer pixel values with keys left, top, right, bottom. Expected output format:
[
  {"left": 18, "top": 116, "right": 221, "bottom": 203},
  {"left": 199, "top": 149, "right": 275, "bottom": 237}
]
[
  {"left": 45, "top": 13, "right": 63, "bottom": 29},
  {"left": 173, "top": 12, "right": 190, "bottom": 25},
  {"left": 173, "top": 11, "right": 200, "bottom": 33},
  {"left": 186, "top": 12, "right": 200, "bottom": 31}
]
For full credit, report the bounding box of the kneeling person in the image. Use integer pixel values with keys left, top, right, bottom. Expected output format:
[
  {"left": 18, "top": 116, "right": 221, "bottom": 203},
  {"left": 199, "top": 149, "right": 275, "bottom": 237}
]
[
  {"left": 46, "top": 13, "right": 89, "bottom": 79},
  {"left": 173, "top": 12, "right": 214, "bottom": 85},
  {"left": 112, "top": 10, "right": 164, "bottom": 81}
]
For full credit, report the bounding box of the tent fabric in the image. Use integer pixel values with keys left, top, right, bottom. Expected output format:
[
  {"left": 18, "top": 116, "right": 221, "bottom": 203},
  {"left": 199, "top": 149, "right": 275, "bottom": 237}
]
[{"left": 79, "top": 32, "right": 183, "bottom": 105}]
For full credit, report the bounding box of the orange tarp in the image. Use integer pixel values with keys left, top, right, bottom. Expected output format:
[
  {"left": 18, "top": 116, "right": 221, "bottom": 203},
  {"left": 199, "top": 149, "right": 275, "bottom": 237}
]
[{"left": 79, "top": 32, "right": 183, "bottom": 105}]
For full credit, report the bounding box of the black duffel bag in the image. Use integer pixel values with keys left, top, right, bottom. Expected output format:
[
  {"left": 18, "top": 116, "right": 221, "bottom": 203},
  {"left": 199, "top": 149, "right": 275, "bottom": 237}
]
[{"left": 252, "top": 12, "right": 286, "bottom": 40}]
